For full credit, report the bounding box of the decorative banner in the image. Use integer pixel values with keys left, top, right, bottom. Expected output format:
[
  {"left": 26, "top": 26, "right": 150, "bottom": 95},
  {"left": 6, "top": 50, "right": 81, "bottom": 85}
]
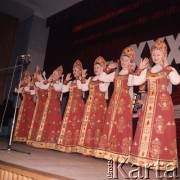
[{"left": 130, "top": 33, "right": 180, "bottom": 65}]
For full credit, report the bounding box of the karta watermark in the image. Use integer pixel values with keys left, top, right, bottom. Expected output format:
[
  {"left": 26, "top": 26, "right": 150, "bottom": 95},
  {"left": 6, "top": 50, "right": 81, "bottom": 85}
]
[{"left": 107, "top": 158, "right": 179, "bottom": 179}]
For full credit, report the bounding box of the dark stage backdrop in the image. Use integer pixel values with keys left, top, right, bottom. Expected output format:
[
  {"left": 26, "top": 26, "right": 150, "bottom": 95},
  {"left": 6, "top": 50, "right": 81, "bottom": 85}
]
[
  {"left": 0, "top": 13, "right": 18, "bottom": 104},
  {"left": 44, "top": 0, "right": 180, "bottom": 76},
  {"left": 44, "top": 0, "right": 180, "bottom": 145}
]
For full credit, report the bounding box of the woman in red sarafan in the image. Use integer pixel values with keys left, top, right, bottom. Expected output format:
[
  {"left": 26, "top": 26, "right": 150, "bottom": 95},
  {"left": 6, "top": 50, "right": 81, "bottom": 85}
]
[
  {"left": 129, "top": 39, "right": 180, "bottom": 170},
  {"left": 13, "top": 71, "right": 35, "bottom": 142},
  {"left": 95, "top": 47, "right": 135, "bottom": 162},
  {"left": 32, "top": 66, "right": 63, "bottom": 149},
  {"left": 26, "top": 66, "right": 49, "bottom": 146},
  {"left": 77, "top": 56, "right": 110, "bottom": 156},
  {"left": 55, "top": 60, "right": 84, "bottom": 153}
]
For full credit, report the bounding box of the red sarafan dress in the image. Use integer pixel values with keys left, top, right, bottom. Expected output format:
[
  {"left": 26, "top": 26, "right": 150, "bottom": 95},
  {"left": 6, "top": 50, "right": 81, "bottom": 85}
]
[
  {"left": 77, "top": 76, "right": 109, "bottom": 156},
  {"left": 129, "top": 65, "right": 180, "bottom": 170},
  {"left": 26, "top": 81, "right": 49, "bottom": 146},
  {"left": 13, "top": 86, "right": 35, "bottom": 142},
  {"left": 95, "top": 70, "right": 133, "bottom": 162},
  {"left": 55, "top": 80, "right": 84, "bottom": 153},
  {"left": 32, "top": 81, "right": 63, "bottom": 149}
]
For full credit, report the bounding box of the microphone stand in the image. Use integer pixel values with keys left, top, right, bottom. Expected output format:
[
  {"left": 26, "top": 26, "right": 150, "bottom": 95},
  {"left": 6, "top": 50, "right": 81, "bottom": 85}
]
[
  {"left": 0, "top": 65, "right": 23, "bottom": 72},
  {"left": 0, "top": 55, "right": 31, "bottom": 154}
]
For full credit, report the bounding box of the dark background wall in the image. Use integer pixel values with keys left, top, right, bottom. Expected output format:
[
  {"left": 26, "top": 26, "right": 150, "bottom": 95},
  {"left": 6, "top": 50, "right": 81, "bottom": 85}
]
[
  {"left": 0, "top": 12, "right": 18, "bottom": 104},
  {"left": 0, "top": 13, "right": 49, "bottom": 104},
  {"left": 0, "top": 12, "right": 49, "bottom": 135},
  {"left": 44, "top": 0, "right": 180, "bottom": 76}
]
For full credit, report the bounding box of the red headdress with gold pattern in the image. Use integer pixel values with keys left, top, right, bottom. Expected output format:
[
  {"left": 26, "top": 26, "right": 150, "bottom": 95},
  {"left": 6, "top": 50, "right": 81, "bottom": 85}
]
[
  {"left": 94, "top": 56, "right": 106, "bottom": 67},
  {"left": 151, "top": 39, "right": 167, "bottom": 55},
  {"left": 24, "top": 70, "right": 31, "bottom": 78},
  {"left": 55, "top": 65, "right": 63, "bottom": 76},
  {"left": 35, "top": 65, "right": 41, "bottom": 75},
  {"left": 121, "top": 47, "right": 135, "bottom": 62},
  {"left": 73, "top": 60, "right": 83, "bottom": 70},
  {"left": 23, "top": 71, "right": 31, "bottom": 83}
]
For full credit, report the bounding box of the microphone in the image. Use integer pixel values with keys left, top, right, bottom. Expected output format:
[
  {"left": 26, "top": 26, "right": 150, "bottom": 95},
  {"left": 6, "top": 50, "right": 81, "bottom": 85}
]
[{"left": 18, "top": 54, "right": 31, "bottom": 65}]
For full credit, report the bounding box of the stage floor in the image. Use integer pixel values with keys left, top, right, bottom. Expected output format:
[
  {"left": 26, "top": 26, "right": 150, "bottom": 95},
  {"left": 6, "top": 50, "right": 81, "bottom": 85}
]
[{"left": 0, "top": 137, "right": 179, "bottom": 180}]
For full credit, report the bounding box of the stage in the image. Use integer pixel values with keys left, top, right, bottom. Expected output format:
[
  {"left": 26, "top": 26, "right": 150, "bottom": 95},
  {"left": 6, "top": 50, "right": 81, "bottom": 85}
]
[{"left": 0, "top": 137, "right": 179, "bottom": 180}]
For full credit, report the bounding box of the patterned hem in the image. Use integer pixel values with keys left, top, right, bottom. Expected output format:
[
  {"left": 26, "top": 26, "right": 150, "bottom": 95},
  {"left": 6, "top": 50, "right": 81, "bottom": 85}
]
[
  {"left": 26, "top": 140, "right": 36, "bottom": 146},
  {"left": 55, "top": 144, "right": 78, "bottom": 153},
  {"left": 31, "top": 141, "right": 56, "bottom": 149},
  {"left": 76, "top": 146, "right": 97, "bottom": 156},
  {"left": 13, "top": 137, "right": 27, "bottom": 142},
  {"left": 129, "top": 154, "right": 178, "bottom": 170},
  {"left": 95, "top": 149, "right": 130, "bottom": 163}
]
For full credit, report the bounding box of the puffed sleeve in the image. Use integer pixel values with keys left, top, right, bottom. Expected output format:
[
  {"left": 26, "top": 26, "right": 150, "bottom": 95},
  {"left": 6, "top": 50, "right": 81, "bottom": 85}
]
[
  {"left": 35, "top": 81, "right": 40, "bottom": 88},
  {"left": 62, "top": 81, "right": 72, "bottom": 93},
  {"left": 129, "top": 87, "right": 134, "bottom": 100},
  {"left": 168, "top": 67, "right": 180, "bottom": 85},
  {"left": 53, "top": 82, "right": 63, "bottom": 92},
  {"left": 127, "top": 74, "right": 134, "bottom": 86},
  {"left": 30, "top": 89, "right": 35, "bottom": 95},
  {"left": 99, "top": 72, "right": 115, "bottom": 83},
  {"left": 81, "top": 77, "right": 91, "bottom": 92},
  {"left": 167, "top": 83, "right": 172, "bottom": 94},
  {"left": 99, "top": 82, "right": 110, "bottom": 100},
  {"left": 40, "top": 81, "right": 50, "bottom": 90},
  {"left": 29, "top": 85, "right": 35, "bottom": 95},
  {"left": 24, "top": 86, "right": 30, "bottom": 92},
  {"left": 132, "top": 69, "right": 147, "bottom": 86},
  {"left": 99, "top": 82, "right": 110, "bottom": 92},
  {"left": 76, "top": 80, "right": 82, "bottom": 90}
]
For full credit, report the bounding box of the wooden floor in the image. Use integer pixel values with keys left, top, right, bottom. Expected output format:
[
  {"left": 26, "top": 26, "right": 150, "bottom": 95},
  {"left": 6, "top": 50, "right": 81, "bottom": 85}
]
[{"left": 0, "top": 137, "right": 179, "bottom": 180}]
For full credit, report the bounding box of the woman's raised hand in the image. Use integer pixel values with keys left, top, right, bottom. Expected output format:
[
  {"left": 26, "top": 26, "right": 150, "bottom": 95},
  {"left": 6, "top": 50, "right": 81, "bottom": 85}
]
[
  {"left": 108, "top": 62, "right": 118, "bottom": 69},
  {"left": 82, "top": 69, "right": 88, "bottom": 78},
  {"left": 138, "top": 58, "right": 149, "bottom": 70},
  {"left": 65, "top": 73, "right": 72, "bottom": 81}
]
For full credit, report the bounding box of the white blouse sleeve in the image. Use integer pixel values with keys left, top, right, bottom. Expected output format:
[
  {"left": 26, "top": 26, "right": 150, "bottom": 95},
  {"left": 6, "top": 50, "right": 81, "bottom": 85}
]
[
  {"left": 62, "top": 81, "right": 72, "bottom": 93},
  {"left": 132, "top": 69, "right": 147, "bottom": 86},
  {"left": 99, "top": 72, "right": 115, "bottom": 83},
  {"left": 40, "top": 81, "right": 50, "bottom": 90},
  {"left": 99, "top": 82, "right": 110, "bottom": 100},
  {"left": 14, "top": 87, "right": 23, "bottom": 93},
  {"left": 35, "top": 81, "right": 40, "bottom": 88},
  {"left": 82, "top": 77, "right": 91, "bottom": 92},
  {"left": 24, "top": 86, "right": 30, "bottom": 92},
  {"left": 129, "top": 87, "right": 134, "bottom": 100},
  {"left": 60, "top": 93, "right": 63, "bottom": 101},
  {"left": 76, "top": 80, "right": 82, "bottom": 90},
  {"left": 53, "top": 82, "right": 63, "bottom": 92},
  {"left": 168, "top": 67, "right": 180, "bottom": 85},
  {"left": 127, "top": 74, "right": 134, "bottom": 86},
  {"left": 167, "top": 83, "right": 172, "bottom": 94},
  {"left": 30, "top": 89, "right": 35, "bottom": 95},
  {"left": 99, "top": 82, "right": 110, "bottom": 92}
]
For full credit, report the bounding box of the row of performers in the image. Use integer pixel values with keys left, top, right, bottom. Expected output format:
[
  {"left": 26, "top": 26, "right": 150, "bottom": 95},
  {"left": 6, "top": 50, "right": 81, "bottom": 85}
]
[{"left": 13, "top": 39, "right": 180, "bottom": 170}]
